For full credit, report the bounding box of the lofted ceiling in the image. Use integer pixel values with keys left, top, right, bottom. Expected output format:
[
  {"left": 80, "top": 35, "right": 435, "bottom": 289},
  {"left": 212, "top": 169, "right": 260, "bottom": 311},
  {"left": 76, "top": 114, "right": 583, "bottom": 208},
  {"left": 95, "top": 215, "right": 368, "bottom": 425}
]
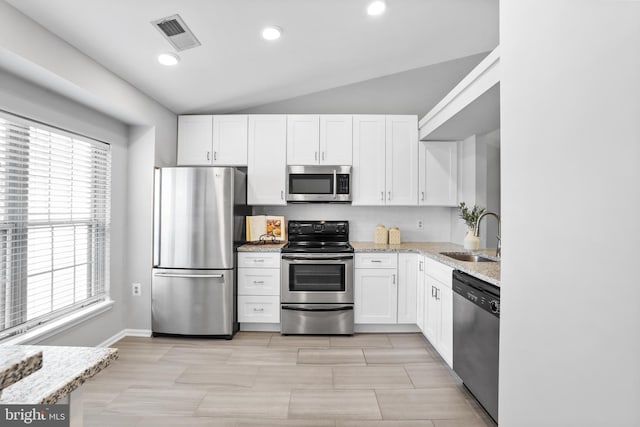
[{"left": 7, "top": 0, "right": 498, "bottom": 115}]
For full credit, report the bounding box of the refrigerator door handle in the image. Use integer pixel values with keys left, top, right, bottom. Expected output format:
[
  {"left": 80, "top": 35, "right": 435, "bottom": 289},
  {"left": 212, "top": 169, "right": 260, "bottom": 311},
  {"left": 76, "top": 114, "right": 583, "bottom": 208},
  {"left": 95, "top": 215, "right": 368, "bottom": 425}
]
[{"left": 153, "top": 273, "right": 224, "bottom": 279}]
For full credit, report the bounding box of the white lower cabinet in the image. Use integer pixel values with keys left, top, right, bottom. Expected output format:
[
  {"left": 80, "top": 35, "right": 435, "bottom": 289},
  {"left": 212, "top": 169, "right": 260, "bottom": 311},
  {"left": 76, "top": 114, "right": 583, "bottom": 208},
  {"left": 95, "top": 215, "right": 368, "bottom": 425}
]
[
  {"left": 423, "top": 258, "right": 453, "bottom": 368},
  {"left": 354, "top": 253, "right": 398, "bottom": 324},
  {"left": 397, "top": 253, "right": 418, "bottom": 324},
  {"left": 237, "top": 253, "right": 280, "bottom": 323}
]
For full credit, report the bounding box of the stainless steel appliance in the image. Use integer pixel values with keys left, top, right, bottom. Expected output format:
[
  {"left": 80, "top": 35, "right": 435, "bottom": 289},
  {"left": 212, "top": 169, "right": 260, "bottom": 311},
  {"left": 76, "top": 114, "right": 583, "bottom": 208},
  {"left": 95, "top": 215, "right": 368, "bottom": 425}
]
[
  {"left": 286, "top": 165, "right": 351, "bottom": 203},
  {"left": 453, "top": 270, "right": 500, "bottom": 423},
  {"left": 152, "top": 167, "right": 249, "bottom": 338},
  {"left": 280, "top": 220, "right": 354, "bottom": 334}
]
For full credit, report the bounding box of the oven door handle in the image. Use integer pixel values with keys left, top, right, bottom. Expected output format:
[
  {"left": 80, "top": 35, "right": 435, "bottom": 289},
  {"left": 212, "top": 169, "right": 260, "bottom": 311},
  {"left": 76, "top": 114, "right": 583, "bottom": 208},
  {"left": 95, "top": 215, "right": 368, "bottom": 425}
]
[
  {"left": 281, "top": 255, "right": 354, "bottom": 261},
  {"left": 281, "top": 305, "right": 354, "bottom": 312}
]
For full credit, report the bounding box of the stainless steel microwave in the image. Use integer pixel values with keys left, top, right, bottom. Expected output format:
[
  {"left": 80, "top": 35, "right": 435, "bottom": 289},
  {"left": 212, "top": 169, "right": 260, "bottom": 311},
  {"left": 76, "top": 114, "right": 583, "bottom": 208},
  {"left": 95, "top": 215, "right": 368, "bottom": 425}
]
[{"left": 286, "top": 165, "right": 352, "bottom": 202}]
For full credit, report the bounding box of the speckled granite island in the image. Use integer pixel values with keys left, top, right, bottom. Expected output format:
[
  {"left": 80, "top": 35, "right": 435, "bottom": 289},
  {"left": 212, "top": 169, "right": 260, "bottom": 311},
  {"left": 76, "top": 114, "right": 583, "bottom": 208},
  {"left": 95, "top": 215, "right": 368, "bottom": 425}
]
[
  {"left": 0, "top": 346, "right": 43, "bottom": 395},
  {"left": 351, "top": 241, "right": 501, "bottom": 287},
  {"left": 0, "top": 345, "right": 118, "bottom": 404}
]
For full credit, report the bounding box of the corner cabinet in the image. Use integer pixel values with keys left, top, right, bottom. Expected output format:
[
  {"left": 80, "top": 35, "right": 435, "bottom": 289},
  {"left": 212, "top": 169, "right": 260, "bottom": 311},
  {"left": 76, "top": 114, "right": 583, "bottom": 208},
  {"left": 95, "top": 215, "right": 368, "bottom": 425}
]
[
  {"left": 352, "top": 115, "right": 418, "bottom": 206},
  {"left": 418, "top": 141, "right": 458, "bottom": 206},
  {"left": 177, "top": 115, "right": 248, "bottom": 166},
  {"left": 247, "top": 115, "right": 287, "bottom": 205}
]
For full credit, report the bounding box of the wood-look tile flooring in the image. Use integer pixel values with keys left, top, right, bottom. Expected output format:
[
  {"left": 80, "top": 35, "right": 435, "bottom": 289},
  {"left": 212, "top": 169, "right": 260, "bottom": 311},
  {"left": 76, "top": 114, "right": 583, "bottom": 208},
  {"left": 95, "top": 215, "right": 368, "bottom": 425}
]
[{"left": 84, "top": 332, "right": 496, "bottom": 427}]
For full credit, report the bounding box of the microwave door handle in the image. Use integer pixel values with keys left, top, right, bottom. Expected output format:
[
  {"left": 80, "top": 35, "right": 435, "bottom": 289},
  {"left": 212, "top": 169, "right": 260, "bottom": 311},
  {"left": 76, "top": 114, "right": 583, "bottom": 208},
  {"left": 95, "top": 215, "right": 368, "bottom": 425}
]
[{"left": 333, "top": 169, "right": 337, "bottom": 200}]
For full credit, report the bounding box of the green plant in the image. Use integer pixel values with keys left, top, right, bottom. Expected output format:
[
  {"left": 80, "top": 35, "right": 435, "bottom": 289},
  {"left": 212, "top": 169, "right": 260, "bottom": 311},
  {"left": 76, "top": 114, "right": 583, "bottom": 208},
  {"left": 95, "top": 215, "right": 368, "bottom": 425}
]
[{"left": 458, "top": 202, "right": 486, "bottom": 229}]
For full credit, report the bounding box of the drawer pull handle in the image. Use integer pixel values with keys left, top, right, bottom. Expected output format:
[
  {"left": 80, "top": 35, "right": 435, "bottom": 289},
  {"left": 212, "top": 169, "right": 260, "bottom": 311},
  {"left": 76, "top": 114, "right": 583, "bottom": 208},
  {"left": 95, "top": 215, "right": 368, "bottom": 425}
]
[
  {"left": 253, "top": 280, "right": 265, "bottom": 285},
  {"left": 253, "top": 259, "right": 265, "bottom": 263},
  {"left": 253, "top": 307, "right": 265, "bottom": 312},
  {"left": 370, "top": 260, "right": 382, "bottom": 263}
]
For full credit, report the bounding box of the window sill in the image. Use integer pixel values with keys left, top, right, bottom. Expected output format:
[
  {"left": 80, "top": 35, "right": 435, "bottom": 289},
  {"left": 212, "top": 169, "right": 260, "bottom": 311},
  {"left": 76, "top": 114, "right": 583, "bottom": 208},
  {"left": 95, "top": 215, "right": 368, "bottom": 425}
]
[{"left": 1, "top": 300, "right": 115, "bottom": 345}]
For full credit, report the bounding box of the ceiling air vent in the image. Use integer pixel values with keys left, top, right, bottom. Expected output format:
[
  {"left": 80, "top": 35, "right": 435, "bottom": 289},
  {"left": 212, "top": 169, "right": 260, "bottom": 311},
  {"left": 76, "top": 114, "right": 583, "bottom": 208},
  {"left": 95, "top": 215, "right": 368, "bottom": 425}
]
[{"left": 151, "top": 14, "right": 201, "bottom": 52}]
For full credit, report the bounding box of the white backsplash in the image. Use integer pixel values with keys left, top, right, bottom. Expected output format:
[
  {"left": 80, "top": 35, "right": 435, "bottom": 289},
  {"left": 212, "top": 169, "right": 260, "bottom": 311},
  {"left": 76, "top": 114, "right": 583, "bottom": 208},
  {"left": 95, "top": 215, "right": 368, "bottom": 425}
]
[{"left": 253, "top": 204, "right": 455, "bottom": 242}]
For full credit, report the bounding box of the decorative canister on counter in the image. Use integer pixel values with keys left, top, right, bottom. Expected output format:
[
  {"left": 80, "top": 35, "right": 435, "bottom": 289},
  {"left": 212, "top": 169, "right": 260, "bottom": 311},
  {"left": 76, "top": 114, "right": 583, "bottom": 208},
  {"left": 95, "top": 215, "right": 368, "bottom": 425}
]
[
  {"left": 388, "top": 226, "right": 401, "bottom": 245},
  {"left": 374, "top": 224, "right": 388, "bottom": 244}
]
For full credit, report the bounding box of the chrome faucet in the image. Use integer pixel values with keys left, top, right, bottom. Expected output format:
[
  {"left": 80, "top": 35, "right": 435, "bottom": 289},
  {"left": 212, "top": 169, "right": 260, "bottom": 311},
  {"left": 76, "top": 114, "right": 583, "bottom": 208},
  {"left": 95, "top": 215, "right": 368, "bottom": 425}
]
[{"left": 474, "top": 211, "right": 501, "bottom": 258}]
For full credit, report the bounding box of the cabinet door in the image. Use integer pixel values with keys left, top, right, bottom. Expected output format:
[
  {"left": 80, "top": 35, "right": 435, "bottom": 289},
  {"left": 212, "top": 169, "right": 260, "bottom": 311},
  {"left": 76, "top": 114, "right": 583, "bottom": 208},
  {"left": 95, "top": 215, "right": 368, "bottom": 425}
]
[
  {"left": 424, "top": 276, "right": 441, "bottom": 346},
  {"left": 248, "top": 115, "right": 287, "bottom": 205},
  {"left": 386, "top": 116, "right": 418, "bottom": 206},
  {"left": 352, "top": 115, "right": 386, "bottom": 205},
  {"left": 212, "top": 115, "right": 248, "bottom": 165},
  {"left": 419, "top": 141, "right": 458, "bottom": 206},
  {"left": 287, "top": 115, "right": 320, "bottom": 165},
  {"left": 439, "top": 284, "right": 453, "bottom": 368},
  {"left": 354, "top": 268, "right": 398, "bottom": 324},
  {"left": 320, "top": 115, "right": 352, "bottom": 165},
  {"left": 397, "top": 254, "right": 418, "bottom": 324},
  {"left": 177, "top": 115, "right": 213, "bottom": 165},
  {"left": 416, "top": 257, "right": 425, "bottom": 331}
]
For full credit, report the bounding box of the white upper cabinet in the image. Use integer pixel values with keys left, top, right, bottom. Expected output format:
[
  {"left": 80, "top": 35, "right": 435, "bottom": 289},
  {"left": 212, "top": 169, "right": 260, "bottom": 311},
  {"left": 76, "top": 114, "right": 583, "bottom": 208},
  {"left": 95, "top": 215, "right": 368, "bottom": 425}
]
[
  {"left": 352, "top": 115, "right": 387, "bottom": 205},
  {"left": 178, "top": 115, "right": 248, "bottom": 166},
  {"left": 419, "top": 141, "right": 458, "bottom": 206},
  {"left": 287, "top": 115, "right": 320, "bottom": 165},
  {"left": 287, "top": 115, "right": 353, "bottom": 165},
  {"left": 212, "top": 115, "right": 248, "bottom": 165},
  {"left": 320, "top": 115, "right": 352, "bottom": 165},
  {"left": 386, "top": 115, "right": 419, "bottom": 206},
  {"left": 177, "top": 115, "right": 213, "bottom": 165},
  {"left": 247, "top": 115, "right": 287, "bottom": 205},
  {"left": 353, "top": 115, "right": 418, "bottom": 206}
]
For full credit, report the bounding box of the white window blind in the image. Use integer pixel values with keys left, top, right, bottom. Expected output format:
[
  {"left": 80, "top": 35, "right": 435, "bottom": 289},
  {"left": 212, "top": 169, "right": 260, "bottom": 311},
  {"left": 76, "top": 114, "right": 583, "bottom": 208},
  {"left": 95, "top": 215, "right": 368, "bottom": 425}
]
[{"left": 0, "top": 111, "right": 111, "bottom": 339}]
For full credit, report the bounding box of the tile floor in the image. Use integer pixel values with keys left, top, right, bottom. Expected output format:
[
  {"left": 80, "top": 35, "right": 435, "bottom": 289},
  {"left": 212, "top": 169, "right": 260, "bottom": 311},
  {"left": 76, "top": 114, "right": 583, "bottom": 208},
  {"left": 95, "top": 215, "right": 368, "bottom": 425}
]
[{"left": 83, "top": 332, "right": 496, "bottom": 427}]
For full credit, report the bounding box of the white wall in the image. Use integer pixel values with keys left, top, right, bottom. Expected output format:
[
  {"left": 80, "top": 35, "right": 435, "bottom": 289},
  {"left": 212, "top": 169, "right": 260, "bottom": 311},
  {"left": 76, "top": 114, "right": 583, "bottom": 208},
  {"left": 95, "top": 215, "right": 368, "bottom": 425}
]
[
  {"left": 254, "top": 205, "right": 453, "bottom": 242},
  {"left": 0, "top": 0, "right": 178, "bottom": 343},
  {"left": 0, "top": 69, "right": 128, "bottom": 345},
  {"left": 500, "top": 2, "right": 640, "bottom": 426}
]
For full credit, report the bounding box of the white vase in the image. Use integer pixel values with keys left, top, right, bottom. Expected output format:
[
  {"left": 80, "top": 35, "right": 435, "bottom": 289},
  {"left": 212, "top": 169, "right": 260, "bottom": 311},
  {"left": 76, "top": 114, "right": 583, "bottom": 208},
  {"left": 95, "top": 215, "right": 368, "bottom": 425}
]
[{"left": 463, "top": 227, "right": 480, "bottom": 250}]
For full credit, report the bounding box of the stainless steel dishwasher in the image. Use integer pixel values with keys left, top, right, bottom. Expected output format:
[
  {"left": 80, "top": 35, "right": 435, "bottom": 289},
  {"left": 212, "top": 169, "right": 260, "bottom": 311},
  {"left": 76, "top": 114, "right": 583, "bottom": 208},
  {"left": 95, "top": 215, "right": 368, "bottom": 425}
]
[{"left": 452, "top": 270, "right": 500, "bottom": 424}]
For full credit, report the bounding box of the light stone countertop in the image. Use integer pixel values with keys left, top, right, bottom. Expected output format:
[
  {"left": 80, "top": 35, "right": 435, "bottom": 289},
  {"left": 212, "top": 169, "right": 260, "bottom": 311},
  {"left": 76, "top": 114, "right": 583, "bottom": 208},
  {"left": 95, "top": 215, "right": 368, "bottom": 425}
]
[
  {"left": 238, "top": 242, "right": 287, "bottom": 252},
  {"left": 350, "top": 241, "right": 501, "bottom": 287},
  {"left": 0, "top": 345, "right": 118, "bottom": 404},
  {"left": 0, "top": 346, "right": 43, "bottom": 392}
]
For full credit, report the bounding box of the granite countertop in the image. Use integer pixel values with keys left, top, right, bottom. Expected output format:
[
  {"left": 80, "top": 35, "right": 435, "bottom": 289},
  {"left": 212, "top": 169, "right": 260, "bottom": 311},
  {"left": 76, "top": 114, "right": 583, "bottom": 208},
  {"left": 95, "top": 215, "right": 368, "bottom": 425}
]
[
  {"left": 238, "top": 242, "right": 287, "bottom": 252},
  {"left": 0, "top": 345, "right": 118, "bottom": 404},
  {"left": 351, "top": 241, "right": 501, "bottom": 287},
  {"left": 0, "top": 347, "right": 43, "bottom": 393}
]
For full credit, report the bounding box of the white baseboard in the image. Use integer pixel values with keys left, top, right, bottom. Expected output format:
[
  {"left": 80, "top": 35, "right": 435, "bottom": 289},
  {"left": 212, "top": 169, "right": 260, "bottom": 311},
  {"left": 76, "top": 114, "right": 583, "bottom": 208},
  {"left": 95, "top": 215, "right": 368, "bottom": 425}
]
[
  {"left": 355, "top": 324, "right": 421, "bottom": 333},
  {"left": 97, "top": 328, "right": 152, "bottom": 347},
  {"left": 239, "top": 323, "right": 280, "bottom": 332}
]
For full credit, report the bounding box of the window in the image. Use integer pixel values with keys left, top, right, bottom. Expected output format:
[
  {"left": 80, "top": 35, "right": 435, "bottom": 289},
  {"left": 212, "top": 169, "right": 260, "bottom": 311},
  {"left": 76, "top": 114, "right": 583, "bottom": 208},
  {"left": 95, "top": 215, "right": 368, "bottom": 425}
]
[{"left": 0, "top": 112, "right": 111, "bottom": 339}]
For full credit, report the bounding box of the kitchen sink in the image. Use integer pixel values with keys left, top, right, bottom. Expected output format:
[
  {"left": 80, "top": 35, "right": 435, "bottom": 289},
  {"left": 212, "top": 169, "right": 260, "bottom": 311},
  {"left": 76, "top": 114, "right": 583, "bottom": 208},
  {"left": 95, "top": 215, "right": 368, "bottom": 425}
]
[{"left": 440, "top": 252, "right": 497, "bottom": 263}]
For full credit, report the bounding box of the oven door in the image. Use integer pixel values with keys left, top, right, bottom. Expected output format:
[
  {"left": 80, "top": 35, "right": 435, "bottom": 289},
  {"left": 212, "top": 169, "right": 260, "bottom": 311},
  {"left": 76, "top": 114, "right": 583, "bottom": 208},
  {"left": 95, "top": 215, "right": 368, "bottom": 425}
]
[{"left": 281, "top": 253, "right": 354, "bottom": 304}]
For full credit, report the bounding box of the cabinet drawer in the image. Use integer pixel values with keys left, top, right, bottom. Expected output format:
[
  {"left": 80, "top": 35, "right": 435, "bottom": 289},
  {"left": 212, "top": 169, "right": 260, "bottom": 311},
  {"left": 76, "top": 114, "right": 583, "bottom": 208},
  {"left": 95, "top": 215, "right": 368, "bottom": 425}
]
[
  {"left": 355, "top": 253, "right": 398, "bottom": 269},
  {"left": 424, "top": 257, "right": 454, "bottom": 288},
  {"left": 238, "top": 268, "right": 280, "bottom": 296},
  {"left": 238, "top": 295, "right": 280, "bottom": 323},
  {"left": 238, "top": 252, "right": 281, "bottom": 268}
]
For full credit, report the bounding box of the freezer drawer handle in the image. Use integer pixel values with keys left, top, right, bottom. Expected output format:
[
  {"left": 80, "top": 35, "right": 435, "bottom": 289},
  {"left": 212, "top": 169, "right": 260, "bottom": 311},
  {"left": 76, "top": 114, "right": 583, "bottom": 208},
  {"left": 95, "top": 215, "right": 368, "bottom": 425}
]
[
  {"left": 281, "top": 305, "right": 354, "bottom": 312},
  {"left": 153, "top": 273, "right": 224, "bottom": 278}
]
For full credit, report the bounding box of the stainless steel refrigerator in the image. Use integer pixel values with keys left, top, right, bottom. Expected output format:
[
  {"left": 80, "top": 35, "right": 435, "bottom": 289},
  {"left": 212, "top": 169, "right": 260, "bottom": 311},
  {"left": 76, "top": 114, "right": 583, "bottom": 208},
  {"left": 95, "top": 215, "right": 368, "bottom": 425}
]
[{"left": 152, "top": 167, "right": 248, "bottom": 338}]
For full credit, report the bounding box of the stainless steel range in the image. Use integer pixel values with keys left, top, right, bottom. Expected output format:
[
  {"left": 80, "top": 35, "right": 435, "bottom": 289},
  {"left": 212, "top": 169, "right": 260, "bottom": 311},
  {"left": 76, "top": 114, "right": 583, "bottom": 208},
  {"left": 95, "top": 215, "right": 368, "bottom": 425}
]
[{"left": 280, "top": 220, "right": 354, "bottom": 335}]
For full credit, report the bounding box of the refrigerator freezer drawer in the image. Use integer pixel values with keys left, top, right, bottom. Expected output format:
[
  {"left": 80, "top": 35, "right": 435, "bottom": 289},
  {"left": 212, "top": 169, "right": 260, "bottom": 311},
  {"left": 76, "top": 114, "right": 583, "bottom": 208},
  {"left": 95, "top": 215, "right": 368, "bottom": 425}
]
[{"left": 152, "top": 268, "right": 236, "bottom": 336}]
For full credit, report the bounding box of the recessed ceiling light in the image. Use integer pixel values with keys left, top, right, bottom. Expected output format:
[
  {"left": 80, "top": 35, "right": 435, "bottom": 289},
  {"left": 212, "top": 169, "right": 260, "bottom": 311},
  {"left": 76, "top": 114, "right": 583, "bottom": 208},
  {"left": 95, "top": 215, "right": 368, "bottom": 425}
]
[
  {"left": 262, "top": 26, "right": 282, "bottom": 41},
  {"left": 367, "top": 0, "right": 387, "bottom": 16},
  {"left": 158, "top": 52, "right": 180, "bottom": 66}
]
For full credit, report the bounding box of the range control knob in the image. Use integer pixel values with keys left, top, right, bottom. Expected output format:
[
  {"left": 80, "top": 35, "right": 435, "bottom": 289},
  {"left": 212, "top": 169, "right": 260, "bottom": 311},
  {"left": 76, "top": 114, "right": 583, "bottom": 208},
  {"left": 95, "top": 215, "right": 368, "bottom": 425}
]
[
  {"left": 489, "top": 300, "right": 500, "bottom": 314},
  {"left": 336, "top": 224, "right": 346, "bottom": 233}
]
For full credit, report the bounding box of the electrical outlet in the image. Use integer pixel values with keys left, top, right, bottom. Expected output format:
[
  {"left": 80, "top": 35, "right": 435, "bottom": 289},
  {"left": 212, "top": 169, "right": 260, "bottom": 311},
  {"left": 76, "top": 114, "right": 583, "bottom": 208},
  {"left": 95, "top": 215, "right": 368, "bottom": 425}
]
[
  {"left": 417, "top": 220, "right": 424, "bottom": 230},
  {"left": 132, "top": 282, "right": 141, "bottom": 296}
]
